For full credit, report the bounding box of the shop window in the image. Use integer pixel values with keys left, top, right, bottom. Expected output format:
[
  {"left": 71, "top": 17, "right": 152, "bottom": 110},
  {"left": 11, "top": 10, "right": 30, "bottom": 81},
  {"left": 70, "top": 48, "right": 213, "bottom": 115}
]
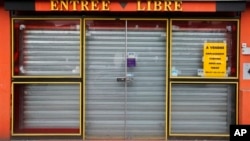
[
  {"left": 12, "top": 19, "right": 81, "bottom": 77},
  {"left": 11, "top": 19, "right": 82, "bottom": 136},
  {"left": 170, "top": 20, "right": 238, "bottom": 78},
  {"left": 12, "top": 83, "right": 81, "bottom": 134},
  {"left": 169, "top": 82, "right": 237, "bottom": 136},
  {"left": 169, "top": 19, "right": 238, "bottom": 137}
]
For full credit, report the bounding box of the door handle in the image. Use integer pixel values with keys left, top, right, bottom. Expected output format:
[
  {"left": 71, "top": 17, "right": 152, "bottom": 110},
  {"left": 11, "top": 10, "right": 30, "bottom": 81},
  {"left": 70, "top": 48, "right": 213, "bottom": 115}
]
[
  {"left": 116, "top": 77, "right": 134, "bottom": 82},
  {"left": 117, "top": 77, "right": 126, "bottom": 82}
]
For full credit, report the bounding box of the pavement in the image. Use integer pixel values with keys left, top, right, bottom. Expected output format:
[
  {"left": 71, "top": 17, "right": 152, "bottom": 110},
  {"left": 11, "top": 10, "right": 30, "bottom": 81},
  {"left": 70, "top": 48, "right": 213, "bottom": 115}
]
[{"left": 10, "top": 139, "right": 229, "bottom": 141}]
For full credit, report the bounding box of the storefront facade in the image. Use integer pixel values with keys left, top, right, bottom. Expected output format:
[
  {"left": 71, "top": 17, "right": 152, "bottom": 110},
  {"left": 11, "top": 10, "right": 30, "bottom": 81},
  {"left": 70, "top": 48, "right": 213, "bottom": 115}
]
[{"left": 1, "top": 0, "right": 250, "bottom": 140}]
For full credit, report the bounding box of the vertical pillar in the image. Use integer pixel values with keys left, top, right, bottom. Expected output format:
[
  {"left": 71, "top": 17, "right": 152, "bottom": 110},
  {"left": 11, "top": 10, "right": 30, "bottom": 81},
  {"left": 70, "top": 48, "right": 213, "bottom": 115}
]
[
  {"left": 239, "top": 3, "right": 250, "bottom": 124},
  {"left": 0, "top": 3, "right": 11, "bottom": 140}
]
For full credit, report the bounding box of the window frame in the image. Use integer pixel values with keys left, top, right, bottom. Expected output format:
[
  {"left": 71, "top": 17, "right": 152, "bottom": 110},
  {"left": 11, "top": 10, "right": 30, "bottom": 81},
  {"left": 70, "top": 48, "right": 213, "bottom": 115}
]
[
  {"left": 168, "top": 81, "right": 238, "bottom": 137},
  {"left": 168, "top": 18, "right": 239, "bottom": 138},
  {"left": 169, "top": 18, "right": 239, "bottom": 80},
  {"left": 11, "top": 82, "right": 82, "bottom": 136},
  {"left": 11, "top": 18, "right": 83, "bottom": 78},
  {"left": 11, "top": 18, "right": 83, "bottom": 137}
]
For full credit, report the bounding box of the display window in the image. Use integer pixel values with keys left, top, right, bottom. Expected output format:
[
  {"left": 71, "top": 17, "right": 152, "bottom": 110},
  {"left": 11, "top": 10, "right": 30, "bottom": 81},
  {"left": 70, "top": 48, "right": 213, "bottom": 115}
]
[
  {"left": 11, "top": 18, "right": 83, "bottom": 136},
  {"left": 168, "top": 19, "right": 239, "bottom": 138},
  {"left": 169, "top": 82, "right": 237, "bottom": 136},
  {"left": 12, "top": 82, "right": 82, "bottom": 135},
  {"left": 12, "top": 19, "right": 82, "bottom": 78},
  {"left": 170, "top": 19, "right": 239, "bottom": 79}
]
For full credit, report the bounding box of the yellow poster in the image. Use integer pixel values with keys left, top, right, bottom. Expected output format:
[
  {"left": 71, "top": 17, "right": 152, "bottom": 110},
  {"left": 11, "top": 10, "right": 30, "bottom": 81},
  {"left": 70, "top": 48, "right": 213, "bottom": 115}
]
[{"left": 203, "top": 42, "right": 227, "bottom": 77}]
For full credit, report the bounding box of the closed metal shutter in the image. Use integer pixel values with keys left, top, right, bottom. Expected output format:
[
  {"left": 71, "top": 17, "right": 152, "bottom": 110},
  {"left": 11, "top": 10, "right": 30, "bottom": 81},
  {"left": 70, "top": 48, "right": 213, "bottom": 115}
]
[
  {"left": 19, "top": 25, "right": 80, "bottom": 76},
  {"left": 85, "top": 24, "right": 127, "bottom": 139},
  {"left": 170, "top": 83, "right": 236, "bottom": 134},
  {"left": 126, "top": 25, "right": 166, "bottom": 139},
  {"left": 85, "top": 20, "right": 166, "bottom": 139},
  {"left": 21, "top": 84, "right": 80, "bottom": 129},
  {"left": 13, "top": 21, "right": 81, "bottom": 134},
  {"left": 171, "top": 24, "right": 232, "bottom": 77}
]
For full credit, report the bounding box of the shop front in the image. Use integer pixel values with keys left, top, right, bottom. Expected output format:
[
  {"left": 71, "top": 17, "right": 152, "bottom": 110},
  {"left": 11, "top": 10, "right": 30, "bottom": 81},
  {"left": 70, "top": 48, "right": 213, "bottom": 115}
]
[{"left": 1, "top": 0, "right": 248, "bottom": 140}]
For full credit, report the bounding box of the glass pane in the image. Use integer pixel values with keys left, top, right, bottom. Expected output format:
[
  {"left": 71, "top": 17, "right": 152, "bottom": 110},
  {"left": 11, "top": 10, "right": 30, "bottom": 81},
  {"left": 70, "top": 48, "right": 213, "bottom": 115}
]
[
  {"left": 170, "top": 83, "right": 236, "bottom": 134},
  {"left": 171, "top": 20, "right": 238, "bottom": 78},
  {"left": 13, "top": 83, "right": 81, "bottom": 134},
  {"left": 13, "top": 19, "right": 81, "bottom": 76}
]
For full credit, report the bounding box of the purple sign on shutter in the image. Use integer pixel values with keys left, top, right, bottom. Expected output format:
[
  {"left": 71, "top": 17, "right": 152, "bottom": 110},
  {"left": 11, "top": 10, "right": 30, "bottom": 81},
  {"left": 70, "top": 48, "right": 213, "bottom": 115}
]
[{"left": 127, "top": 58, "right": 136, "bottom": 67}]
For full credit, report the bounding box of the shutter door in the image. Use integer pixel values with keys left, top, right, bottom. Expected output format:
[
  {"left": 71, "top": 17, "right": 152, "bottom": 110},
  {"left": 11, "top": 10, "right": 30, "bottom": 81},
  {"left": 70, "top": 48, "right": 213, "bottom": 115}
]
[
  {"left": 22, "top": 84, "right": 80, "bottom": 129},
  {"left": 171, "top": 25, "right": 232, "bottom": 77},
  {"left": 126, "top": 24, "right": 166, "bottom": 139},
  {"left": 20, "top": 25, "right": 80, "bottom": 76},
  {"left": 85, "top": 23, "right": 126, "bottom": 139},
  {"left": 170, "top": 83, "right": 236, "bottom": 134},
  {"left": 85, "top": 20, "right": 166, "bottom": 139}
]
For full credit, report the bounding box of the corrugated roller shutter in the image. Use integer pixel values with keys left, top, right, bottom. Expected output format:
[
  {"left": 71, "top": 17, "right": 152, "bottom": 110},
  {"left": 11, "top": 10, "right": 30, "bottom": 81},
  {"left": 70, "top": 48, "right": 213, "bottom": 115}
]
[
  {"left": 171, "top": 25, "right": 232, "bottom": 77},
  {"left": 85, "top": 27, "right": 126, "bottom": 139},
  {"left": 126, "top": 27, "right": 166, "bottom": 139},
  {"left": 85, "top": 21, "right": 166, "bottom": 139},
  {"left": 19, "top": 26, "right": 80, "bottom": 76},
  {"left": 170, "top": 83, "right": 236, "bottom": 134},
  {"left": 21, "top": 84, "right": 80, "bottom": 129}
]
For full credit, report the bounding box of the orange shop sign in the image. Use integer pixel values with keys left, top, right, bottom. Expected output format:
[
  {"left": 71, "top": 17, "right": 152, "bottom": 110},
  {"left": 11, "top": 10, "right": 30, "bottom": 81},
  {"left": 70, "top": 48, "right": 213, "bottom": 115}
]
[
  {"left": 36, "top": 0, "right": 183, "bottom": 11},
  {"left": 35, "top": 0, "right": 217, "bottom": 12}
]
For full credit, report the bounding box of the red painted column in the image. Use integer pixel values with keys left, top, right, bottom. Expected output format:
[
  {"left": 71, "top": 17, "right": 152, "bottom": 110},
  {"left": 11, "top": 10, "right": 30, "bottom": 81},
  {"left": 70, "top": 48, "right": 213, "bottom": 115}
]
[
  {"left": 239, "top": 3, "right": 250, "bottom": 124},
  {"left": 0, "top": 3, "right": 11, "bottom": 140}
]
